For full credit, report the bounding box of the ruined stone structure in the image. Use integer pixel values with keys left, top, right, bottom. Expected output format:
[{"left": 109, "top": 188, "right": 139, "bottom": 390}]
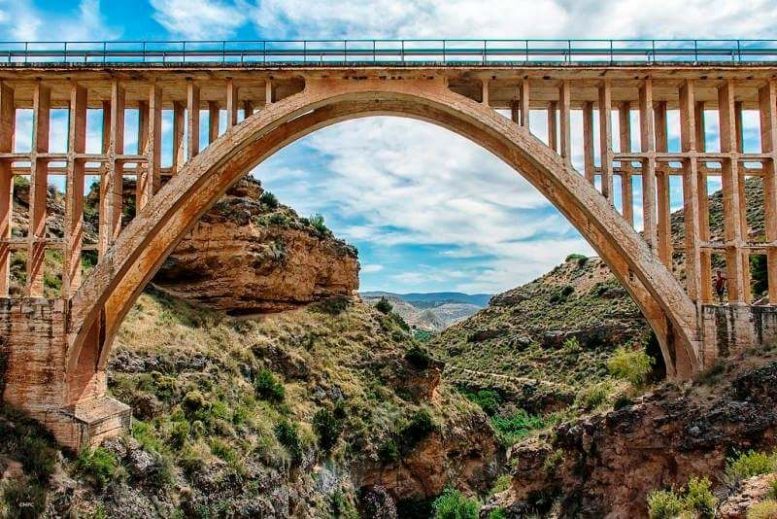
[{"left": 1, "top": 41, "right": 776, "bottom": 449}]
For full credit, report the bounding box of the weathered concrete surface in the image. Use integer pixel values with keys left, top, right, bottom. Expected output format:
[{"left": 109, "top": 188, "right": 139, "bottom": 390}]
[
  {"left": 702, "top": 305, "right": 777, "bottom": 364},
  {"left": 66, "top": 76, "right": 701, "bottom": 383},
  {"left": 0, "top": 298, "right": 129, "bottom": 450}
]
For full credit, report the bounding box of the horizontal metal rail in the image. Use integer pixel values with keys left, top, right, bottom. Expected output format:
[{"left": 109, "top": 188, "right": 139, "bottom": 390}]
[{"left": 0, "top": 39, "right": 776, "bottom": 66}]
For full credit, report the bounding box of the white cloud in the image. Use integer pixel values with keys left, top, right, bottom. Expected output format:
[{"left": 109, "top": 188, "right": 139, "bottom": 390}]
[
  {"left": 255, "top": 117, "right": 593, "bottom": 292},
  {"left": 247, "top": 0, "right": 777, "bottom": 40},
  {"left": 0, "top": 0, "right": 119, "bottom": 41},
  {"left": 150, "top": 0, "right": 248, "bottom": 40},
  {"left": 361, "top": 264, "right": 384, "bottom": 274}
]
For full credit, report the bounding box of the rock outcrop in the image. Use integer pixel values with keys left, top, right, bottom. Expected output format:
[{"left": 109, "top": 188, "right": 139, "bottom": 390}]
[
  {"left": 154, "top": 177, "right": 359, "bottom": 314},
  {"left": 494, "top": 354, "right": 777, "bottom": 518}
]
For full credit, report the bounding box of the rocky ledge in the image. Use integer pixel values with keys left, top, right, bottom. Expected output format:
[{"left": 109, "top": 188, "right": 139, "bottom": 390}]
[{"left": 154, "top": 177, "right": 360, "bottom": 314}]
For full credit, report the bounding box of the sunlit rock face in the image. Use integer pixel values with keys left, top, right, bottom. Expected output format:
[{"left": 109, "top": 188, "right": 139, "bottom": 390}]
[{"left": 154, "top": 177, "right": 360, "bottom": 315}]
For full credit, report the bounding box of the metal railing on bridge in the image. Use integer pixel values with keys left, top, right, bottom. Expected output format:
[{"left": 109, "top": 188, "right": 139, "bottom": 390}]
[{"left": 1, "top": 39, "right": 776, "bottom": 67}]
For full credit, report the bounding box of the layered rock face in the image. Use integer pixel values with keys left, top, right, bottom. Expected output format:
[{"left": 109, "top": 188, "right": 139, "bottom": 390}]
[
  {"left": 154, "top": 177, "right": 359, "bottom": 314},
  {"left": 497, "top": 356, "right": 777, "bottom": 517}
]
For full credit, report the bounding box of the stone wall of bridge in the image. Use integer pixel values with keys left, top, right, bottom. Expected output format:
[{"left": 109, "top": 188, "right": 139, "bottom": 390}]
[
  {"left": 0, "top": 298, "right": 129, "bottom": 450},
  {"left": 702, "top": 305, "right": 777, "bottom": 365}
]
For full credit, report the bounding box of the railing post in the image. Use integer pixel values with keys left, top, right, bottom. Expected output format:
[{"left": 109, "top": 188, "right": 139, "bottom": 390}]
[
  {"left": 222, "top": 41, "right": 226, "bottom": 64},
  {"left": 401, "top": 40, "right": 405, "bottom": 64},
  {"left": 103, "top": 41, "right": 106, "bottom": 64},
  {"left": 694, "top": 40, "right": 698, "bottom": 63},
  {"left": 482, "top": 40, "right": 486, "bottom": 65},
  {"left": 64, "top": 42, "right": 68, "bottom": 62},
  {"left": 143, "top": 41, "right": 147, "bottom": 63}
]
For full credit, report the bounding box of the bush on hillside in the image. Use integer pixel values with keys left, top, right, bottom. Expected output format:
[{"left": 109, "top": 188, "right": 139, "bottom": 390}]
[
  {"left": 375, "top": 297, "right": 393, "bottom": 314},
  {"left": 255, "top": 369, "right": 285, "bottom": 403},
  {"left": 275, "top": 420, "right": 303, "bottom": 464},
  {"left": 259, "top": 190, "right": 279, "bottom": 209},
  {"left": 76, "top": 447, "right": 121, "bottom": 490},
  {"left": 726, "top": 450, "right": 777, "bottom": 483},
  {"left": 309, "top": 213, "right": 330, "bottom": 235},
  {"left": 313, "top": 408, "right": 343, "bottom": 452},
  {"left": 432, "top": 488, "right": 480, "bottom": 519},
  {"left": 647, "top": 477, "right": 717, "bottom": 519},
  {"left": 748, "top": 500, "right": 777, "bottom": 519},
  {"left": 405, "top": 346, "right": 433, "bottom": 370},
  {"left": 607, "top": 346, "right": 655, "bottom": 386}
]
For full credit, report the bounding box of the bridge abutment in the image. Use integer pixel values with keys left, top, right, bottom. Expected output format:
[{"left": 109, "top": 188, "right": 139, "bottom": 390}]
[
  {"left": 701, "top": 305, "right": 777, "bottom": 365},
  {"left": 0, "top": 298, "right": 129, "bottom": 451}
]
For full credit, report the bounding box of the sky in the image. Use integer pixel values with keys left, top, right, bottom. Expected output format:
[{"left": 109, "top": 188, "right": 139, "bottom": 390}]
[{"left": 1, "top": 0, "right": 774, "bottom": 294}]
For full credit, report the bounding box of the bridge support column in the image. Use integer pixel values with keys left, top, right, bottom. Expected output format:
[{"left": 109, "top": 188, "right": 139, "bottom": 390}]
[{"left": 0, "top": 299, "right": 129, "bottom": 451}]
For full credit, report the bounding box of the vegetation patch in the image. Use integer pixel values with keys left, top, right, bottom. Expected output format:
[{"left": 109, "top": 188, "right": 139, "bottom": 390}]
[
  {"left": 432, "top": 488, "right": 480, "bottom": 519},
  {"left": 647, "top": 476, "right": 716, "bottom": 519}
]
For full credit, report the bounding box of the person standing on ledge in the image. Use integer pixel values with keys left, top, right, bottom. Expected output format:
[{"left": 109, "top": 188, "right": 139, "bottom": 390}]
[{"left": 715, "top": 269, "right": 727, "bottom": 303}]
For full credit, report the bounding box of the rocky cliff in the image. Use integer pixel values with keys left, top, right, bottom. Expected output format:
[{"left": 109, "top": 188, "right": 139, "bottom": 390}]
[
  {"left": 490, "top": 349, "right": 777, "bottom": 517},
  {"left": 8, "top": 176, "right": 359, "bottom": 312},
  {"left": 154, "top": 177, "right": 359, "bottom": 314}
]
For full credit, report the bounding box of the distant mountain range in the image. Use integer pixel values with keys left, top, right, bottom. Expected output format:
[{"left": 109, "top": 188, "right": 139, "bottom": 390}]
[{"left": 361, "top": 291, "right": 491, "bottom": 331}]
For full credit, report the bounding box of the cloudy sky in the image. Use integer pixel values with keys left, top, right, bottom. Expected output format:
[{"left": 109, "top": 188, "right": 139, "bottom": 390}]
[{"left": 1, "top": 0, "right": 773, "bottom": 294}]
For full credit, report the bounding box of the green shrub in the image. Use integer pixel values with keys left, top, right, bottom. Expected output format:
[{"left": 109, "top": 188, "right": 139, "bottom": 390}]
[
  {"left": 607, "top": 346, "right": 655, "bottom": 386},
  {"left": 563, "top": 336, "right": 581, "bottom": 353},
  {"left": 399, "top": 410, "right": 436, "bottom": 452},
  {"left": 647, "top": 489, "right": 684, "bottom": 519},
  {"left": 487, "top": 509, "right": 507, "bottom": 519},
  {"left": 313, "top": 295, "right": 350, "bottom": 316},
  {"left": 255, "top": 369, "right": 285, "bottom": 403},
  {"left": 182, "top": 390, "right": 209, "bottom": 416},
  {"left": 613, "top": 394, "right": 635, "bottom": 410},
  {"left": 405, "top": 346, "right": 433, "bottom": 370},
  {"left": 168, "top": 420, "right": 191, "bottom": 449},
  {"left": 76, "top": 447, "right": 120, "bottom": 490},
  {"left": 309, "top": 213, "right": 330, "bottom": 235},
  {"left": 378, "top": 439, "right": 400, "bottom": 463},
  {"left": 461, "top": 388, "right": 502, "bottom": 416},
  {"left": 684, "top": 476, "right": 717, "bottom": 518},
  {"left": 432, "top": 488, "right": 480, "bottom": 519},
  {"left": 490, "top": 409, "right": 546, "bottom": 446},
  {"left": 565, "top": 253, "right": 589, "bottom": 267},
  {"left": 313, "top": 408, "right": 343, "bottom": 452},
  {"left": 331, "top": 489, "right": 359, "bottom": 518},
  {"left": 275, "top": 420, "right": 303, "bottom": 464},
  {"left": 259, "top": 190, "right": 279, "bottom": 209},
  {"left": 748, "top": 499, "right": 777, "bottom": 519},
  {"left": 1, "top": 478, "right": 46, "bottom": 519},
  {"left": 770, "top": 477, "right": 777, "bottom": 499},
  {"left": 375, "top": 297, "right": 393, "bottom": 314},
  {"left": 726, "top": 450, "right": 777, "bottom": 482},
  {"left": 489, "top": 475, "right": 511, "bottom": 496},
  {"left": 575, "top": 381, "right": 615, "bottom": 411}
]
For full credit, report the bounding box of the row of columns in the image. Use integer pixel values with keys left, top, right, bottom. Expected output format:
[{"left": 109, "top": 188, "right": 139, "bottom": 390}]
[
  {"left": 508, "top": 78, "right": 777, "bottom": 306},
  {"left": 0, "top": 78, "right": 275, "bottom": 299}
]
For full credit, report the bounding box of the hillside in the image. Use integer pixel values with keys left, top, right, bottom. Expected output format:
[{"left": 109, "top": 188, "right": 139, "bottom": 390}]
[
  {"left": 431, "top": 178, "right": 768, "bottom": 400},
  {"left": 362, "top": 292, "right": 490, "bottom": 332},
  {"left": 1, "top": 178, "right": 501, "bottom": 518}
]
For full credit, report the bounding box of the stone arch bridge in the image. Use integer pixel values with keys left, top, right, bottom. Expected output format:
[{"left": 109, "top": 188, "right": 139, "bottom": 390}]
[{"left": 1, "top": 40, "right": 777, "bottom": 449}]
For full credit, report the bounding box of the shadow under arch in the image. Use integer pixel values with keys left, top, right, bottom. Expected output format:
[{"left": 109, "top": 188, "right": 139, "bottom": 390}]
[{"left": 65, "top": 77, "right": 701, "bottom": 399}]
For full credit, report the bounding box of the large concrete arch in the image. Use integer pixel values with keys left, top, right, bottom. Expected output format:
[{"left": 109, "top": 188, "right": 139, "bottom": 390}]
[{"left": 65, "top": 77, "right": 701, "bottom": 399}]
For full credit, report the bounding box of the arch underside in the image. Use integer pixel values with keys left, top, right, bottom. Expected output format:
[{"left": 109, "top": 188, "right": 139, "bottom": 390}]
[{"left": 65, "top": 78, "right": 701, "bottom": 398}]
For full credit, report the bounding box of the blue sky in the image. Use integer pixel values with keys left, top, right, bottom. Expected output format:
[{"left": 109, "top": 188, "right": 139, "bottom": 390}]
[{"left": 1, "top": 0, "right": 775, "bottom": 293}]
